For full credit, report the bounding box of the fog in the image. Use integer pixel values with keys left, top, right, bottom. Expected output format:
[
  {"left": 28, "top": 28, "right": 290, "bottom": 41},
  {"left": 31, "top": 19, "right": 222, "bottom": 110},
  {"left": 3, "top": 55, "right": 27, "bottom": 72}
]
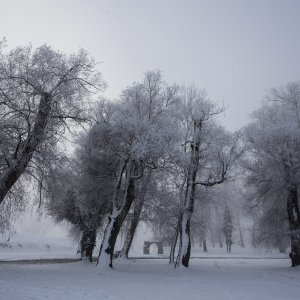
[{"left": 1, "top": 0, "right": 300, "bottom": 131}]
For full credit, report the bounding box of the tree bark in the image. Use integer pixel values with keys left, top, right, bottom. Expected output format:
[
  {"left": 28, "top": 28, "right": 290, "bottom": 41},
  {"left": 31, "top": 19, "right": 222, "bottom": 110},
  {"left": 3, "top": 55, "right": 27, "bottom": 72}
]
[
  {"left": 287, "top": 186, "right": 300, "bottom": 267},
  {"left": 119, "top": 170, "right": 151, "bottom": 258},
  {"left": 0, "top": 93, "right": 52, "bottom": 205},
  {"left": 177, "top": 212, "right": 192, "bottom": 267},
  {"left": 120, "top": 197, "right": 143, "bottom": 258},
  {"left": 97, "top": 176, "right": 135, "bottom": 268},
  {"left": 80, "top": 227, "right": 97, "bottom": 262}
]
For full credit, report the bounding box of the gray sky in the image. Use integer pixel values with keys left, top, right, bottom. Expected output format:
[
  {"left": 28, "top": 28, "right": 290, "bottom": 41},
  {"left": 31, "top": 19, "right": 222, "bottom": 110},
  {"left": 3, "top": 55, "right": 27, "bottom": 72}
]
[{"left": 1, "top": 0, "right": 300, "bottom": 130}]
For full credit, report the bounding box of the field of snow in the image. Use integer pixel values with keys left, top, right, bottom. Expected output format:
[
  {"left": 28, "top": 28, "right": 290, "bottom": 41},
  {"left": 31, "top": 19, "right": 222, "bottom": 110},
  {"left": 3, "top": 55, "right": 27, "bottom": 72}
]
[
  {"left": 0, "top": 232, "right": 78, "bottom": 261},
  {"left": 0, "top": 230, "right": 287, "bottom": 261},
  {"left": 1, "top": 231, "right": 299, "bottom": 300},
  {"left": 0, "top": 258, "right": 299, "bottom": 300}
]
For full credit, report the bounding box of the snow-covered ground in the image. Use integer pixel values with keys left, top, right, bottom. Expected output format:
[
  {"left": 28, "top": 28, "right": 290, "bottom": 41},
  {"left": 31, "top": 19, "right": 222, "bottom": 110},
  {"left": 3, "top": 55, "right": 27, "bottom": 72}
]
[
  {"left": 0, "top": 231, "right": 287, "bottom": 261},
  {"left": 1, "top": 231, "right": 299, "bottom": 300},
  {"left": 1, "top": 258, "right": 299, "bottom": 300},
  {"left": 0, "top": 232, "right": 78, "bottom": 261}
]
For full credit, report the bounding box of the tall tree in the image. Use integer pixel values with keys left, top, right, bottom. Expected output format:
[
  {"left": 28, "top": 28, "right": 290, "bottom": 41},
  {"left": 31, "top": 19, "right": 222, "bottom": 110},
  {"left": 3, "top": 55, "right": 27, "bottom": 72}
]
[
  {"left": 175, "top": 86, "right": 241, "bottom": 267},
  {"left": 45, "top": 127, "right": 115, "bottom": 262},
  {"left": 0, "top": 41, "right": 104, "bottom": 207},
  {"left": 97, "top": 71, "right": 179, "bottom": 268},
  {"left": 244, "top": 82, "right": 300, "bottom": 266}
]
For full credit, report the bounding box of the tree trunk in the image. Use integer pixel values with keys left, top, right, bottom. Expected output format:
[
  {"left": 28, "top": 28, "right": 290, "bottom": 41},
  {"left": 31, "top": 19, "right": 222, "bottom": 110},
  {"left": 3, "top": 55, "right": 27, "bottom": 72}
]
[
  {"left": 219, "top": 235, "right": 223, "bottom": 248},
  {"left": 176, "top": 211, "right": 192, "bottom": 267},
  {"left": 119, "top": 170, "right": 151, "bottom": 258},
  {"left": 97, "top": 177, "right": 135, "bottom": 268},
  {"left": 287, "top": 186, "right": 300, "bottom": 267},
  {"left": 216, "top": 207, "right": 223, "bottom": 248},
  {"left": 190, "top": 229, "right": 195, "bottom": 247},
  {"left": 203, "top": 239, "right": 208, "bottom": 253},
  {"left": 199, "top": 226, "right": 207, "bottom": 252},
  {"left": 120, "top": 198, "right": 143, "bottom": 258},
  {"left": 0, "top": 93, "right": 52, "bottom": 205},
  {"left": 80, "top": 227, "right": 97, "bottom": 262},
  {"left": 175, "top": 123, "right": 200, "bottom": 268},
  {"left": 238, "top": 219, "right": 245, "bottom": 248},
  {"left": 211, "top": 233, "right": 215, "bottom": 248},
  {"left": 169, "top": 222, "right": 179, "bottom": 264}
]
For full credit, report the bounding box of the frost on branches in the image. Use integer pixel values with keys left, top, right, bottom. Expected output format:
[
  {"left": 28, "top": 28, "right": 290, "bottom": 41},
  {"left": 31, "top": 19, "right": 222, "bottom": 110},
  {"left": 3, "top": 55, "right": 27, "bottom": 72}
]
[
  {"left": 0, "top": 41, "right": 105, "bottom": 211},
  {"left": 244, "top": 81, "right": 300, "bottom": 266}
]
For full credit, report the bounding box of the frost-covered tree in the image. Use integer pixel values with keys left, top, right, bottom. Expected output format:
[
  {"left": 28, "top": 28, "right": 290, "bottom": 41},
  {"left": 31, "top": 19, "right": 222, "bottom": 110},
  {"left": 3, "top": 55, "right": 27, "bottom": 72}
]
[
  {"left": 46, "top": 128, "right": 115, "bottom": 262},
  {"left": 207, "top": 181, "right": 247, "bottom": 249},
  {"left": 0, "top": 181, "right": 24, "bottom": 235},
  {"left": 96, "top": 71, "right": 179, "bottom": 268},
  {"left": 251, "top": 198, "right": 289, "bottom": 253},
  {"left": 0, "top": 40, "right": 104, "bottom": 208},
  {"left": 244, "top": 81, "right": 300, "bottom": 266},
  {"left": 222, "top": 204, "right": 233, "bottom": 253},
  {"left": 174, "top": 86, "right": 241, "bottom": 268}
]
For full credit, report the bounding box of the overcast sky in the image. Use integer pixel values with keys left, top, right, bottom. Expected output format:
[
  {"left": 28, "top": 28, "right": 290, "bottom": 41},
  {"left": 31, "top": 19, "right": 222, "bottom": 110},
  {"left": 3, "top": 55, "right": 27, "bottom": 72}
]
[{"left": 1, "top": 0, "right": 300, "bottom": 130}]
